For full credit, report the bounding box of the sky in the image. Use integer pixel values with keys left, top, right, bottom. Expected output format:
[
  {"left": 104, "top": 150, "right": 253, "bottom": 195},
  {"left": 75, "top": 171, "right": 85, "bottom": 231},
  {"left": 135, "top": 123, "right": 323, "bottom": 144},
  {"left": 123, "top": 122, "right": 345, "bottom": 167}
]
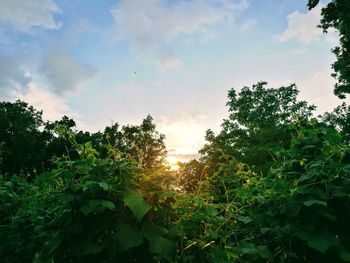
[{"left": 0, "top": 0, "right": 347, "bottom": 162}]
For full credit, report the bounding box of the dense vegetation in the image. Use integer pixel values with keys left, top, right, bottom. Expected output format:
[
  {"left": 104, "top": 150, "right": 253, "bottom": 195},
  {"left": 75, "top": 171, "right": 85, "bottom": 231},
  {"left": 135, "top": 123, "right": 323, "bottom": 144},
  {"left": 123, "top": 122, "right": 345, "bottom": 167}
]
[{"left": 1, "top": 1, "right": 350, "bottom": 262}]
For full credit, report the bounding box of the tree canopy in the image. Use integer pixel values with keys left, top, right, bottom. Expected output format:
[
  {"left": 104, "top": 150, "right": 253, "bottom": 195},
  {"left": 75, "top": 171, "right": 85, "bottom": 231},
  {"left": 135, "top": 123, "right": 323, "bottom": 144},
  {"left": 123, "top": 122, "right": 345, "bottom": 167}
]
[
  {"left": 200, "top": 82, "right": 315, "bottom": 175},
  {"left": 309, "top": 0, "right": 350, "bottom": 98}
]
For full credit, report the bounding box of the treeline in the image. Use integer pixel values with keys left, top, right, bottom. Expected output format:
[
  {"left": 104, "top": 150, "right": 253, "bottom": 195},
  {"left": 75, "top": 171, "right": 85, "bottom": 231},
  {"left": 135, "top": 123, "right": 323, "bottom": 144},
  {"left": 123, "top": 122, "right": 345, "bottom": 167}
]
[
  {"left": 0, "top": 100, "right": 167, "bottom": 179},
  {"left": 1, "top": 81, "right": 350, "bottom": 262}
]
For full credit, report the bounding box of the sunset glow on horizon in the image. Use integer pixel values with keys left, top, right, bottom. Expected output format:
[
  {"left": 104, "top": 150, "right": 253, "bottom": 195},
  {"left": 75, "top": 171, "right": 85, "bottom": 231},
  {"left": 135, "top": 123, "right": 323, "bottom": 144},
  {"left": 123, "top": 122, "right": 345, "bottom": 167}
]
[{"left": 0, "top": 0, "right": 344, "bottom": 161}]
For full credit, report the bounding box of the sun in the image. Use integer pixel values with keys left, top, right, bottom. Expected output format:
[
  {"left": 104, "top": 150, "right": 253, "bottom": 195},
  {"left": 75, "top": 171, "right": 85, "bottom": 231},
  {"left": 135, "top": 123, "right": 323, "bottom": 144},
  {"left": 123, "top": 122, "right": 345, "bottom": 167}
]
[{"left": 166, "top": 156, "right": 181, "bottom": 171}]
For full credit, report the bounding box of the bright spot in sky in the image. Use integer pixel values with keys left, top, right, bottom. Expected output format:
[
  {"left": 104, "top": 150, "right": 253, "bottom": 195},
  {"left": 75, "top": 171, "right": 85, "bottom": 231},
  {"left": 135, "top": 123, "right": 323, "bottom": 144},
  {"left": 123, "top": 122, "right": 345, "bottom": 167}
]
[
  {"left": 167, "top": 156, "right": 181, "bottom": 171},
  {"left": 158, "top": 116, "right": 207, "bottom": 162}
]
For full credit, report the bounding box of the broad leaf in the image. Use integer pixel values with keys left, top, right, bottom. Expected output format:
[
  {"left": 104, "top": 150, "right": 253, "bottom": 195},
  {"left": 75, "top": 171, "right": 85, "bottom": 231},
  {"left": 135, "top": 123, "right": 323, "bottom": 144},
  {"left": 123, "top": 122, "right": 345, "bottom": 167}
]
[
  {"left": 80, "top": 199, "right": 115, "bottom": 215},
  {"left": 116, "top": 224, "right": 143, "bottom": 251},
  {"left": 236, "top": 215, "right": 252, "bottom": 224},
  {"left": 303, "top": 200, "right": 327, "bottom": 207},
  {"left": 141, "top": 221, "right": 167, "bottom": 239},
  {"left": 148, "top": 236, "right": 176, "bottom": 255},
  {"left": 306, "top": 231, "right": 339, "bottom": 253},
  {"left": 339, "top": 246, "right": 350, "bottom": 262},
  {"left": 123, "top": 189, "right": 150, "bottom": 221},
  {"left": 141, "top": 222, "right": 175, "bottom": 255}
]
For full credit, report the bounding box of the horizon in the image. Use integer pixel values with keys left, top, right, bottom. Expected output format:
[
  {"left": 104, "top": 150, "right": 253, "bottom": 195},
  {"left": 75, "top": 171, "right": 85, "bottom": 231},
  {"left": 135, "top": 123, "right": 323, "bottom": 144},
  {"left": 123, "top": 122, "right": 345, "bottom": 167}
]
[{"left": 0, "top": 0, "right": 347, "bottom": 163}]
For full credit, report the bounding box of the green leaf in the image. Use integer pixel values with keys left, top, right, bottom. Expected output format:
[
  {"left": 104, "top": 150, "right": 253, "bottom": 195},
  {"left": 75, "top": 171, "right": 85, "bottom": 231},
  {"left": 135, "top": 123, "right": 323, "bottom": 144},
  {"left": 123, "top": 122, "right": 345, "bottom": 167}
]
[
  {"left": 325, "top": 130, "right": 342, "bottom": 144},
  {"left": 167, "top": 226, "right": 183, "bottom": 239},
  {"left": 303, "top": 200, "right": 327, "bottom": 207},
  {"left": 142, "top": 222, "right": 167, "bottom": 239},
  {"left": 80, "top": 199, "right": 115, "bottom": 215},
  {"left": 39, "top": 232, "right": 65, "bottom": 259},
  {"left": 59, "top": 193, "right": 76, "bottom": 202},
  {"left": 123, "top": 189, "right": 150, "bottom": 221},
  {"left": 294, "top": 230, "right": 310, "bottom": 241},
  {"left": 320, "top": 213, "right": 337, "bottom": 222},
  {"left": 116, "top": 224, "right": 143, "bottom": 251},
  {"left": 239, "top": 243, "right": 256, "bottom": 255},
  {"left": 148, "top": 236, "right": 176, "bottom": 255},
  {"left": 231, "top": 242, "right": 270, "bottom": 258},
  {"left": 256, "top": 245, "right": 272, "bottom": 259},
  {"left": 141, "top": 222, "right": 175, "bottom": 255},
  {"left": 339, "top": 246, "right": 350, "bottom": 262},
  {"left": 98, "top": 182, "right": 109, "bottom": 191},
  {"left": 305, "top": 230, "right": 339, "bottom": 253},
  {"left": 70, "top": 238, "right": 102, "bottom": 257},
  {"left": 308, "top": 237, "right": 330, "bottom": 253},
  {"left": 331, "top": 186, "right": 348, "bottom": 197},
  {"left": 236, "top": 215, "right": 252, "bottom": 224},
  {"left": 260, "top": 227, "right": 271, "bottom": 235},
  {"left": 343, "top": 165, "right": 350, "bottom": 174},
  {"left": 80, "top": 243, "right": 101, "bottom": 256},
  {"left": 299, "top": 170, "right": 317, "bottom": 182},
  {"left": 280, "top": 201, "right": 301, "bottom": 217}
]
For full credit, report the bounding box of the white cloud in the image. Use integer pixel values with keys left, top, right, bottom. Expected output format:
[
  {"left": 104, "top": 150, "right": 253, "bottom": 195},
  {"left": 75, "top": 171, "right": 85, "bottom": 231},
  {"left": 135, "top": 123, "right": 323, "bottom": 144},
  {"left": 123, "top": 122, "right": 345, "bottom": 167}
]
[
  {"left": 278, "top": 5, "right": 323, "bottom": 44},
  {"left": 240, "top": 18, "right": 256, "bottom": 32},
  {"left": 17, "top": 83, "right": 80, "bottom": 122},
  {"left": 0, "top": 0, "right": 61, "bottom": 33},
  {"left": 0, "top": 54, "right": 31, "bottom": 98},
  {"left": 278, "top": 5, "right": 340, "bottom": 45},
  {"left": 41, "top": 51, "right": 98, "bottom": 96},
  {"left": 110, "top": 0, "right": 248, "bottom": 68}
]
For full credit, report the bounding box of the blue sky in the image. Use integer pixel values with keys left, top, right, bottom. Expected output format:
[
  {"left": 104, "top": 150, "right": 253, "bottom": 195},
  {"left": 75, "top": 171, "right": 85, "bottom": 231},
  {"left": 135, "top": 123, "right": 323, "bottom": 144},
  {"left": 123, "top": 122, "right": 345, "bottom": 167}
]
[{"left": 0, "top": 0, "right": 345, "bottom": 161}]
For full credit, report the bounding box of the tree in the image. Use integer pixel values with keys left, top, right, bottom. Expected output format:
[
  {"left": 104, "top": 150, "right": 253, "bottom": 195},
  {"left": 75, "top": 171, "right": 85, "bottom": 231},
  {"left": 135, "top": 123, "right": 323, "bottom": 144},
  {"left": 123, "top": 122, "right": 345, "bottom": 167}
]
[
  {"left": 102, "top": 115, "right": 167, "bottom": 169},
  {"left": 321, "top": 102, "right": 350, "bottom": 143},
  {"left": 43, "top": 115, "right": 81, "bottom": 163},
  {"left": 308, "top": 0, "right": 350, "bottom": 98},
  {"left": 0, "top": 100, "right": 46, "bottom": 179},
  {"left": 178, "top": 159, "right": 205, "bottom": 193},
  {"left": 200, "top": 82, "right": 316, "bottom": 174}
]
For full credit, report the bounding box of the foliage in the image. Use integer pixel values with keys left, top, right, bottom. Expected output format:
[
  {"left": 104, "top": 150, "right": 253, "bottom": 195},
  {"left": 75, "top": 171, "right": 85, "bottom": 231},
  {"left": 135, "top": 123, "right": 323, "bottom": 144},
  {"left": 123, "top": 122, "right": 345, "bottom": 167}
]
[
  {"left": 0, "top": 133, "right": 176, "bottom": 263},
  {"left": 0, "top": 100, "right": 167, "bottom": 180},
  {"left": 322, "top": 102, "right": 350, "bottom": 143},
  {"left": 178, "top": 159, "right": 206, "bottom": 193},
  {"left": 200, "top": 82, "right": 315, "bottom": 175},
  {"left": 2, "top": 83, "right": 350, "bottom": 262},
  {"left": 1, "top": 2, "right": 350, "bottom": 259},
  {"left": 219, "top": 123, "right": 350, "bottom": 262},
  {"left": 0, "top": 100, "right": 48, "bottom": 179},
  {"left": 308, "top": 0, "right": 350, "bottom": 98},
  {"left": 177, "top": 122, "right": 350, "bottom": 262},
  {"left": 102, "top": 115, "right": 167, "bottom": 169}
]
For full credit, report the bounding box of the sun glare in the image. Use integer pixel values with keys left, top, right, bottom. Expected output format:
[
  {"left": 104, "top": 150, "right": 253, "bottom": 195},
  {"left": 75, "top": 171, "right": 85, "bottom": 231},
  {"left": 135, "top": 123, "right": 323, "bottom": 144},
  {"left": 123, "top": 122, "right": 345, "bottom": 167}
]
[{"left": 167, "top": 156, "right": 181, "bottom": 171}]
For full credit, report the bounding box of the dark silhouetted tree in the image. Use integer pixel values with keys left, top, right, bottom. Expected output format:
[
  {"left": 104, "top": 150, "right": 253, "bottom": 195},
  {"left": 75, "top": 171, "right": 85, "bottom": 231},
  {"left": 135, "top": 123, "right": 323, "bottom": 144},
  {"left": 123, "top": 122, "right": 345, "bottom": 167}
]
[{"left": 308, "top": 0, "right": 350, "bottom": 98}]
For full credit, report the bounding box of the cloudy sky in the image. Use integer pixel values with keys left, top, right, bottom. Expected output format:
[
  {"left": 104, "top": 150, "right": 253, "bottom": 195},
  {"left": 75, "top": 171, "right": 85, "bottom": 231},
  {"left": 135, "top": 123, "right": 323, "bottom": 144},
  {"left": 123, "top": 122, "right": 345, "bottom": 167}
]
[{"left": 0, "top": 0, "right": 346, "bottom": 161}]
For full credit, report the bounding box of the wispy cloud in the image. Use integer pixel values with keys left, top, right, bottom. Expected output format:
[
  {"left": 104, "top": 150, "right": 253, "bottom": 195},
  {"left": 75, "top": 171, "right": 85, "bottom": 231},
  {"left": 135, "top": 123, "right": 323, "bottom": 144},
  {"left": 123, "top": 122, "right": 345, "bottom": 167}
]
[
  {"left": 0, "top": 54, "right": 31, "bottom": 98},
  {"left": 41, "top": 51, "right": 98, "bottom": 96},
  {"left": 0, "top": 0, "right": 61, "bottom": 34},
  {"left": 240, "top": 18, "right": 256, "bottom": 32},
  {"left": 110, "top": 0, "right": 249, "bottom": 68}
]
